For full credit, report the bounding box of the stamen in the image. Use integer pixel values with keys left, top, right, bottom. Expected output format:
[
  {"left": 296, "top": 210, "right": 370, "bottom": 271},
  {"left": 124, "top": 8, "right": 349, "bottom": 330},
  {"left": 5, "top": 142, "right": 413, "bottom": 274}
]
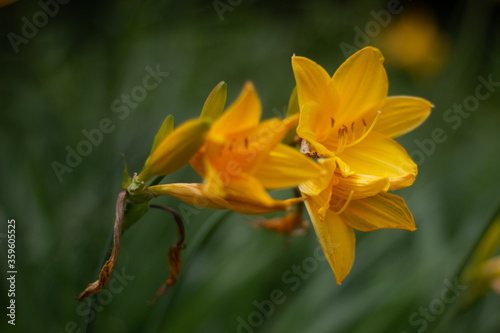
[
  {"left": 335, "top": 126, "right": 349, "bottom": 154},
  {"left": 331, "top": 190, "right": 354, "bottom": 215},
  {"left": 361, "top": 118, "right": 367, "bottom": 134},
  {"left": 330, "top": 117, "right": 335, "bottom": 128},
  {"left": 344, "top": 111, "right": 381, "bottom": 149}
]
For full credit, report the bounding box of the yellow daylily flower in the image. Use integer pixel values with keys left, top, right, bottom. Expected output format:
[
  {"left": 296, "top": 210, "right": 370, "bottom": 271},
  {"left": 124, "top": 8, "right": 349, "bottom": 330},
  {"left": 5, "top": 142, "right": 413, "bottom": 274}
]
[
  {"left": 292, "top": 47, "right": 432, "bottom": 284},
  {"left": 150, "top": 82, "right": 322, "bottom": 214},
  {"left": 375, "top": 9, "right": 450, "bottom": 78}
]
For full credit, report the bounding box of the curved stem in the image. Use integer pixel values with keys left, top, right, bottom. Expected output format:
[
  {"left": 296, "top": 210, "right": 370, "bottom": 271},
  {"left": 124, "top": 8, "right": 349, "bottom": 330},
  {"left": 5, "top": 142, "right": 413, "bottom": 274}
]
[
  {"left": 429, "top": 198, "right": 500, "bottom": 333},
  {"left": 149, "top": 204, "right": 186, "bottom": 304},
  {"left": 150, "top": 204, "right": 185, "bottom": 245}
]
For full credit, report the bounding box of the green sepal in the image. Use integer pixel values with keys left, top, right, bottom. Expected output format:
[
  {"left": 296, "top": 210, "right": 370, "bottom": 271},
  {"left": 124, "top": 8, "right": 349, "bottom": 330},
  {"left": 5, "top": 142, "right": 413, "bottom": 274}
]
[
  {"left": 121, "top": 154, "right": 133, "bottom": 190},
  {"left": 121, "top": 154, "right": 157, "bottom": 204}
]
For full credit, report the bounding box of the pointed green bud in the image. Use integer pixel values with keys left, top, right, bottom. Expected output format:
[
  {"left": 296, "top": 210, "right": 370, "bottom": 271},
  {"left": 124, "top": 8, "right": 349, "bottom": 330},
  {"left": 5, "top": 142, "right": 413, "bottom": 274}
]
[
  {"left": 283, "top": 87, "right": 299, "bottom": 145},
  {"left": 200, "top": 81, "right": 227, "bottom": 122},
  {"left": 286, "top": 86, "right": 299, "bottom": 117},
  {"left": 143, "top": 115, "right": 175, "bottom": 170},
  {"left": 150, "top": 115, "right": 174, "bottom": 157},
  {"left": 138, "top": 118, "right": 211, "bottom": 182}
]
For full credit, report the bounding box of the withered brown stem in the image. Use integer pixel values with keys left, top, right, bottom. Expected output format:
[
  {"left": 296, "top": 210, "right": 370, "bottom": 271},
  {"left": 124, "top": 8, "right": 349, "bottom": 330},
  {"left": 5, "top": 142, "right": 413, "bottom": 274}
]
[
  {"left": 76, "top": 189, "right": 127, "bottom": 302},
  {"left": 148, "top": 204, "right": 186, "bottom": 305}
]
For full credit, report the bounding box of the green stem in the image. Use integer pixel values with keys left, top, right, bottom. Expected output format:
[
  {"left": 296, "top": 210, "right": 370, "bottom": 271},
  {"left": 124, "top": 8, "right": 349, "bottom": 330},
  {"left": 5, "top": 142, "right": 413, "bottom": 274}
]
[
  {"left": 455, "top": 204, "right": 500, "bottom": 283},
  {"left": 428, "top": 198, "right": 500, "bottom": 333},
  {"left": 149, "top": 175, "right": 166, "bottom": 187},
  {"left": 142, "top": 210, "right": 230, "bottom": 332},
  {"left": 81, "top": 232, "right": 114, "bottom": 333}
]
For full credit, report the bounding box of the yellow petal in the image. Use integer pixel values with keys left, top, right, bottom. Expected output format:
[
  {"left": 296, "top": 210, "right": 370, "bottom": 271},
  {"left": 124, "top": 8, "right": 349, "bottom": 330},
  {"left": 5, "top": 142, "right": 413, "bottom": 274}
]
[
  {"left": 149, "top": 183, "right": 223, "bottom": 209},
  {"left": 226, "top": 173, "right": 277, "bottom": 206},
  {"left": 200, "top": 81, "right": 227, "bottom": 122},
  {"left": 374, "top": 96, "right": 433, "bottom": 138},
  {"left": 253, "top": 143, "right": 322, "bottom": 189},
  {"left": 194, "top": 114, "right": 300, "bottom": 186},
  {"left": 296, "top": 102, "right": 336, "bottom": 157},
  {"left": 335, "top": 173, "right": 390, "bottom": 200},
  {"left": 332, "top": 46, "right": 388, "bottom": 125},
  {"left": 334, "top": 156, "right": 353, "bottom": 177},
  {"left": 300, "top": 155, "right": 387, "bottom": 201},
  {"left": 291, "top": 56, "right": 331, "bottom": 107},
  {"left": 202, "top": 159, "right": 227, "bottom": 199},
  {"left": 340, "top": 192, "right": 416, "bottom": 232},
  {"left": 338, "top": 132, "right": 417, "bottom": 190},
  {"left": 317, "top": 185, "right": 335, "bottom": 221},
  {"left": 149, "top": 183, "right": 302, "bottom": 215},
  {"left": 210, "top": 82, "right": 261, "bottom": 136},
  {"left": 189, "top": 149, "right": 205, "bottom": 177},
  {"left": 299, "top": 157, "right": 337, "bottom": 196},
  {"left": 244, "top": 115, "right": 299, "bottom": 172},
  {"left": 249, "top": 117, "right": 296, "bottom": 156},
  {"left": 138, "top": 118, "right": 210, "bottom": 181},
  {"left": 304, "top": 194, "right": 356, "bottom": 284},
  {"left": 226, "top": 184, "right": 302, "bottom": 214}
]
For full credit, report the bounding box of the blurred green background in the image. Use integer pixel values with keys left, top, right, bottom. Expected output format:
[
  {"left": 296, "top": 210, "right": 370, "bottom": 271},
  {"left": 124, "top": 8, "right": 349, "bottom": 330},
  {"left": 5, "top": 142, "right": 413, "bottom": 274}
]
[{"left": 1, "top": 0, "right": 500, "bottom": 332}]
